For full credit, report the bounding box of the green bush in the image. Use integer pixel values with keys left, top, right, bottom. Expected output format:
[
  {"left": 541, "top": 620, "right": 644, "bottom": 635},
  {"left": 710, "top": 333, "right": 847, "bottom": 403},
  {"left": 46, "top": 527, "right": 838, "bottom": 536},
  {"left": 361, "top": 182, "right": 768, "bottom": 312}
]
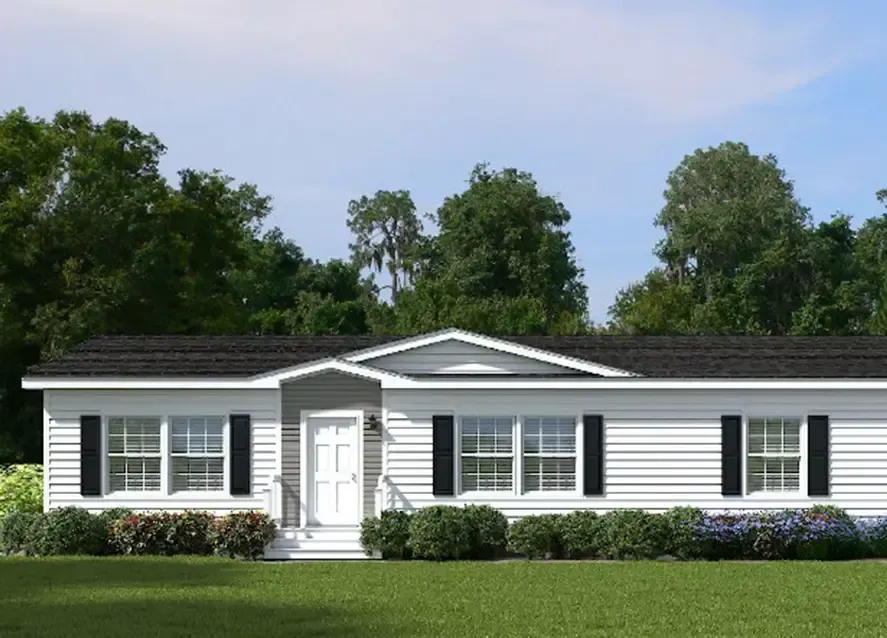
[
  {"left": 97, "top": 508, "right": 134, "bottom": 527},
  {"left": 360, "top": 510, "right": 412, "bottom": 559},
  {"left": 209, "top": 511, "right": 277, "bottom": 560},
  {"left": 662, "top": 507, "right": 704, "bottom": 559},
  {"left": 409, "top": 506, "right": 471, "bottom": 560},
  {"left": 0, "top": 464, "right": 43, "bottom": 516},
  {"left": 558, "top": 510, "right": 603, "bottom": 558},
  {"left": 463, "top": 504, "right": 509, "bottom": 559},
  {"left": 598, "top": 509, "right": 667, "bottom": 559},
  {"left": 507, "top": 514, "right": 563, "bottom": 559},
  {"left": 37, "top": 506, "right": 107, "bottom": 556},
  {"left": 0, "top": 511, "right": 45, "bottom": 555}
]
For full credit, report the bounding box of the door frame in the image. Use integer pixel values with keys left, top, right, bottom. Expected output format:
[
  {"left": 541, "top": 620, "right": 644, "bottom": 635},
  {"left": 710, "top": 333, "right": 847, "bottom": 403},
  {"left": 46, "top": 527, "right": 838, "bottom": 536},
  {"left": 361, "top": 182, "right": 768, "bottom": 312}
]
[{"left": 298, "top": 409, "right": 364, "bottom": 528}]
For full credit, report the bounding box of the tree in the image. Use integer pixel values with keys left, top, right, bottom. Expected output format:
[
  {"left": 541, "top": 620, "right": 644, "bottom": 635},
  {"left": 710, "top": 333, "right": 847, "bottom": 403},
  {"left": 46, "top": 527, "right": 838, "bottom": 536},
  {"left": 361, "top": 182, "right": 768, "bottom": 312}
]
[
  {"left": 388, "top": 163, "right": 589, "bottom": 334},
  {"left": 0, "top": 107, "right": 362, "bottom": 461},
  {"left": 610, "top": 142, "right": 813, "bottom": 334},
  {"left": 236, "top": 229, "right": 374, "bottom": 335},
  {"left": 346, "top": 190, "right": 423, "bottom": 303}
]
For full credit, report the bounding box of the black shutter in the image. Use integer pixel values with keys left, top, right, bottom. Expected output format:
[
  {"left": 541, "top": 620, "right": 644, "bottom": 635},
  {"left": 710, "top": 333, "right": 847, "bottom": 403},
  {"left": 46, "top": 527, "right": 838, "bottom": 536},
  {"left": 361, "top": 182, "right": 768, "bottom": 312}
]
[
  {"left": 432, "top": 415, "right": 455, "bottom": 496},
  {"left": 230, "top": 414, "right": 251, "bottom": 495},
  {"left": 583, "top": 414, "right": 604, "bottom": 495},
  {"left": 808, "top": 415, "right": 830, "bottom": 497},
  {"left": 721, "top": 415, "right": 742, "bottom": 496},
  {"left": 80, "top": 415, "right": 102, "bottom": 496}
]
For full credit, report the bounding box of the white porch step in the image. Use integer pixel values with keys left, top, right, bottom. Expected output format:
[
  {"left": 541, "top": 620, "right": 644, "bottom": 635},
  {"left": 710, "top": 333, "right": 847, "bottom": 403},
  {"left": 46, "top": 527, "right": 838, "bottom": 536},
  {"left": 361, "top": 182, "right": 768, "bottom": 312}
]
[
  {"left": 264, "top": 526, "right": 375, "bottom": 561},
  {"left": 275, "top": 526, "right": 362, "bottom": 542}
]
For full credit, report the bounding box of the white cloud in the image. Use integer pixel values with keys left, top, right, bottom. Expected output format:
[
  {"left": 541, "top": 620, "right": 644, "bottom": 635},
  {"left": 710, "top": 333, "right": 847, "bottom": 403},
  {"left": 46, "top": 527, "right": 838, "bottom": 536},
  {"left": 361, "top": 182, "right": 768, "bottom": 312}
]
[{"left": 7, "top": 0, "right": 849, "bottom": 125}]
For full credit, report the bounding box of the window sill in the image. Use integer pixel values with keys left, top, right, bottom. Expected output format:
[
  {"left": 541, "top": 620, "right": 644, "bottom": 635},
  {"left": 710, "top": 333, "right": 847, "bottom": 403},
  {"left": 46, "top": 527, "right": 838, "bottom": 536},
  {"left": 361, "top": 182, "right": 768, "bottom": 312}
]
[
  {"left": 741, "top": 492, "right": 809, "bottom": 500},
  {"left": 99, "top": 492, "right": 248, "bottom": 500},
  {"left": 453, "top": 492, "right": 590, "bottom": 500}
]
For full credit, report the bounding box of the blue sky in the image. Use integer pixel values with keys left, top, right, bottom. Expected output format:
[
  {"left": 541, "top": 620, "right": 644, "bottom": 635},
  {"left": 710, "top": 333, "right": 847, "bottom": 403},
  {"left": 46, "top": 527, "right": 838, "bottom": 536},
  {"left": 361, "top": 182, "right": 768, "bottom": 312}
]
[{"left": 3, "top": 1, "right": 886, "bottom": 322}]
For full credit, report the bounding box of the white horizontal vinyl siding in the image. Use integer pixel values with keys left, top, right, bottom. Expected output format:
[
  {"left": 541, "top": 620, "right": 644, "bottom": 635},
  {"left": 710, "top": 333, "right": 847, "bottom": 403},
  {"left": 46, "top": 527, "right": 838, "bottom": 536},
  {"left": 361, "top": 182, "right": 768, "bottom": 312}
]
[
  {"left": 368, "top": 340, "right": 574, "bottom": 375},
  {"left": 44, "top": 389, "right": 279, "bottom": 514},
  {"left": 384, "top": 388, "right": 887, "bottom": 519}
]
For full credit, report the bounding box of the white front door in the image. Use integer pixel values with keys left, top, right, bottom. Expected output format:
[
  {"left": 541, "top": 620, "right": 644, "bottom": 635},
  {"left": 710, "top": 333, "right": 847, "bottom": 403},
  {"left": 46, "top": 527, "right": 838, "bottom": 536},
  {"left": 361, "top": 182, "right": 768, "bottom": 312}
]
[{"left": 307, "top": 416, "right": 360, "bottom": 526}]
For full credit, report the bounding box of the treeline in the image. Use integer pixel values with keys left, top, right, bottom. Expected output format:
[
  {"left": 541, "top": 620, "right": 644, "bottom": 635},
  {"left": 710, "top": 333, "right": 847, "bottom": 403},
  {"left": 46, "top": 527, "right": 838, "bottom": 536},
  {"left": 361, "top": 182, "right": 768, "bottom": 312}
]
[{"left": 0, "top": 109, "right": 886, "bottom": 461}]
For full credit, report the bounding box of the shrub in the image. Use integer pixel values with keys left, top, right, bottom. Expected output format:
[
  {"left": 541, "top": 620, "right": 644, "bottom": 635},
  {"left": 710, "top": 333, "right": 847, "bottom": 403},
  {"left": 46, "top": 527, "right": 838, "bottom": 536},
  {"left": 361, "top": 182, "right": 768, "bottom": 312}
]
[
  {"left": 37, "top": 506, "right": 107, "bottom": 556},
  {"left": 693, "top": 509, "right": 865, "bottom": 561},
  {"left": 807, "top": 504, "right": 853, "bottom": 523},
  {"left": 0, "top": 464, "right": 43, "bottom": 516},
  {"left": 507, "top": 514, "right": 563, "bottom": 559},
  {"left": 558, "top": 510, "right": 603, "bottom": 559},
  {"left": 858, "top": 517, "right": 887, "bottom": 557},
  {"left": 463, "top": 505, "right": 509, "bottom": 559},
  {"left": 791, "top": 510, "right": 862, "bottom": 561},
  {"left": 598, "top": 509, "right": 667, "bottom": 559},
  {"left": 409, "top": 506, "right": 471, "bottom": 560},
  {"left": 109, "top": 512, "right": 171, "bottom": 555},
  {"left": 210, "top": 510, "right": 277, "bottom": 560},
  {"left": 97, "top": 508, "right": 134, "bottom": 527},
  {"left": 661, "top": 507, "right": 704, "bottom": 559},
  {"left": 166, "top": 511, "right": 216, "bottom": 555},
  {"left": 360, "top": 510, "right": 412, "bottom": 559},
  {"left": 0, "top": 511, "right": 45, "bottom": 555}
]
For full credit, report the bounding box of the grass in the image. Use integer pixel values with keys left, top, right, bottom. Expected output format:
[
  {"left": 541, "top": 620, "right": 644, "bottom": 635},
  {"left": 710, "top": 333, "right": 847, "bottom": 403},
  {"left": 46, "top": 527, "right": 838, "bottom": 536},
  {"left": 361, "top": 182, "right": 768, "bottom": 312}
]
[{"left": 2, "top": 558, "right": 887, "bottom": 637}]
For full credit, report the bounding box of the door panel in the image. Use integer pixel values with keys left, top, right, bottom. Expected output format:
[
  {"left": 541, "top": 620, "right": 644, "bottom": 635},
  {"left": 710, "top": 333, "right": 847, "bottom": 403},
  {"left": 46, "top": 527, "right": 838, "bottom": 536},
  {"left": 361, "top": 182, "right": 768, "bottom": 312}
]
[{"left": 308, "top": 417, "right": 359, "bottom": 525}]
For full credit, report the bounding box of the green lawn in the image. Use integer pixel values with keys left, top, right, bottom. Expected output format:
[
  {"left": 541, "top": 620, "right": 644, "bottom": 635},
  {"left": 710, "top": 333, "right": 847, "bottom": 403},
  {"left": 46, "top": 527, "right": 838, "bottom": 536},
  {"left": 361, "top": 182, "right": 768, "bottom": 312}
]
[{"left": 1, "top": 558, "right": 887, "bottom": 637}]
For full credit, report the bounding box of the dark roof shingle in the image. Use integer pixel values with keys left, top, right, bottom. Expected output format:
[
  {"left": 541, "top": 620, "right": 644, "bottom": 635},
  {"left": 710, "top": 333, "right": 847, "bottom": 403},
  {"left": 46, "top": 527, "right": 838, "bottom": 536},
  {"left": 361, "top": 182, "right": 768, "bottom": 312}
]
[{"left": 26, "top": 334, "right": 887, "bottom": 379}]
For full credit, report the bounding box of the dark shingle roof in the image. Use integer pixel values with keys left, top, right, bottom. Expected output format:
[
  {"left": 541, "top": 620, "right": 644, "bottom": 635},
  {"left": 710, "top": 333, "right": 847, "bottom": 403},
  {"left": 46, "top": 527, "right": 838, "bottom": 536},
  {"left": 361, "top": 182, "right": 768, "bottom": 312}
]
[{"left": 25, "top": 334, "right": 887, "bottom": 379}]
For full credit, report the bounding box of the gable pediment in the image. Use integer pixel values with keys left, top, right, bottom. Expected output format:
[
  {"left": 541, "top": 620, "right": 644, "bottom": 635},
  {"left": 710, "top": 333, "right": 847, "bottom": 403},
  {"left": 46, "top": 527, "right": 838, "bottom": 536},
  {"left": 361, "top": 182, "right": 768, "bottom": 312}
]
[{"left": 343, "top": 330, "right": 637, "bottom": 377}]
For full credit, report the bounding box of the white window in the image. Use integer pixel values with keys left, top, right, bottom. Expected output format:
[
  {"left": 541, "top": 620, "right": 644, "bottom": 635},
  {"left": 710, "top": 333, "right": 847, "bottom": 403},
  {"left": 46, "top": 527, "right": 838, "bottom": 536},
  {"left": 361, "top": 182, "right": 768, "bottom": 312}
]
[
  {"left": 523, "top": 416, "right": 576, "bottom": 492},
  {"left": 171, "top": 416, "right": 225, "bottom": 492},
  {"left": 460, "top": 416, "right": 514, "bottom": 492},
  {"left": 108, "top": 417, "right": 162, "bottom": 492},
  {"left": 747, "top": 417, "right": 801, "bottom": 494}
]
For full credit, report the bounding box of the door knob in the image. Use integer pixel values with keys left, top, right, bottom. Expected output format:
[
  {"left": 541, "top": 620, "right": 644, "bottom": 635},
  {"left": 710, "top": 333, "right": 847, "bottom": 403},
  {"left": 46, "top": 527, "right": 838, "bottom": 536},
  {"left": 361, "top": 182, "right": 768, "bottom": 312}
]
[{"left": 351, "top": 473, "right": 357, "bottom": 482}]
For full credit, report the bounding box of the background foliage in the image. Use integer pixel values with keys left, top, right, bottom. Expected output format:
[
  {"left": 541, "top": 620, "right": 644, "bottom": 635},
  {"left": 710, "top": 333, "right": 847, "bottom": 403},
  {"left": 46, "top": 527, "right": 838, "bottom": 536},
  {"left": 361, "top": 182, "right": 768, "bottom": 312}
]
[{"left": 3, "top": 109, "right": 887, "bottom": 461}]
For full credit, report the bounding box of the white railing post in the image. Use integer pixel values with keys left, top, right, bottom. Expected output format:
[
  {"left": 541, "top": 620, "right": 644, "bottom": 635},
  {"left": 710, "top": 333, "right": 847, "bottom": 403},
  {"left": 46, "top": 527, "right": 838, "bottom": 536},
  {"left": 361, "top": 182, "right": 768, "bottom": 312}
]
[
  {"left": 374, "top": 474, "right": 387, "bottom": 517},
  {"left": 263, "top": 474, "right": 283, "bottom": 528}
]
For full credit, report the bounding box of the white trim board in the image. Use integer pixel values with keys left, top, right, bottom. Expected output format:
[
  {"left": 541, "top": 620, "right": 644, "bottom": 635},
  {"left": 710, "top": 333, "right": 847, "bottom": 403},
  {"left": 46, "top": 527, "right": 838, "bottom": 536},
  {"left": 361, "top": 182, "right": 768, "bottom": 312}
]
[
  {"left": 26, "top": 375, "right": 887, "bottom": 392},
  {"left": 23, "top": 359, "right": 414, "bottom": 390},
  {"left": 379, "top": 378, "right": 887, "bottom": 391}
]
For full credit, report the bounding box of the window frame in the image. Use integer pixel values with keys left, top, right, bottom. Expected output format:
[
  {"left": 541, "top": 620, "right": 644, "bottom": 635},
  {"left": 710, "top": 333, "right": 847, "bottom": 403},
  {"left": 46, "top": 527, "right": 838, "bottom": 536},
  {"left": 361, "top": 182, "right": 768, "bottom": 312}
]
[
  {"left": 457, "top": 415, "right": 517, "bottom": 495},
  {"left": 520, "top": 415, "right": 579, "bottom": 495},
  {"left": 168, "top": 415, "right": 228, "bottom": 494},
  {"left": 103, "top": 414, "right": 230, "bottom": 497},
  {"left": 454, "top": 413, "right": 584, "bottom": 497},
  {"left": 743, "top": 414, "right": 807, "bottom": 498},
  {"left": 105, "top": 415, "right": 165, "bottom": 495}
]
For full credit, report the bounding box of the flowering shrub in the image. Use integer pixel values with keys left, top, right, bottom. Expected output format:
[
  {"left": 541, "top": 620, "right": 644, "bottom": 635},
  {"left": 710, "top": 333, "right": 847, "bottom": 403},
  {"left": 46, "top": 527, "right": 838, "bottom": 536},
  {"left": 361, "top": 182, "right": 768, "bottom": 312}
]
[
  {"left": 109, "top": 513, "right": 172, "bottom": 555},
  {"left": 209, "top": 511, "right": 277, "bottom": 560},
  {"left": 693, "top": 508, "right": 865, "bottom": 561},
  {"left": 855, "top": 517, "right": 887, "bottom": 557},
  {"left": 662, "top": 507, "right": 705, "bottom": 559},
  {"left": 109, "top": 511, "right": 216, "bottom": 556},
  {"left": 0, "top": 464, "right": 43, "bottom": 516}
]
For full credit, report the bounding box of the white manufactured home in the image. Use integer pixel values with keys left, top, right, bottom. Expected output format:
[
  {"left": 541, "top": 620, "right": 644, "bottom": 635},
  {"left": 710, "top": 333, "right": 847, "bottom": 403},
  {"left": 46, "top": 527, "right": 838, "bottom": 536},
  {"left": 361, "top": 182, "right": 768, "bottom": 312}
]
[{"left": 22, "top": 329, "right": 887, "bottom": 559}]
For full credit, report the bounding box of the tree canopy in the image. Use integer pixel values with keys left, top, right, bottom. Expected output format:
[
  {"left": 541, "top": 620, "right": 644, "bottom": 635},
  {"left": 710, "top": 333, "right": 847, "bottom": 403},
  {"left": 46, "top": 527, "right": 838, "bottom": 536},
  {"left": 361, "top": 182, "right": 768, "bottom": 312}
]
[{"left": 1, "top": 108, "right": 886, "bottom": 461}]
